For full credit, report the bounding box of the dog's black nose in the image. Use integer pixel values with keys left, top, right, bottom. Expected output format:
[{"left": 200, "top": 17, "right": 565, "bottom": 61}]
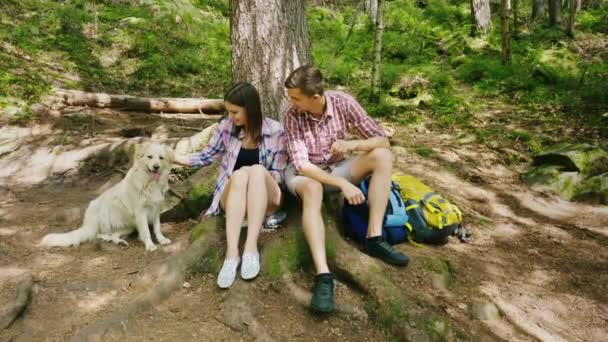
[{"left": 153, "top": 164, "right": 160, "bottom": 170}]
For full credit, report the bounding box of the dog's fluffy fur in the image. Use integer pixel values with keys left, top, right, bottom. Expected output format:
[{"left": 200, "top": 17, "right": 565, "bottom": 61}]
[{"left": 40, "top": 143, "right": 174, "bottom": 251}]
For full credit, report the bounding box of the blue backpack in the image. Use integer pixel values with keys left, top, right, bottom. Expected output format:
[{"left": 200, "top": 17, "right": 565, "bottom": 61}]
[{"left": 342, "top": 177, "right": 410, "bottom": 244}]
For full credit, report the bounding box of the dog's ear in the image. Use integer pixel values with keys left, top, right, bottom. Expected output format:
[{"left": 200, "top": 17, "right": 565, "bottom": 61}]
[{"left": 132, "top": 143, "right": 147, "bottom": 161}]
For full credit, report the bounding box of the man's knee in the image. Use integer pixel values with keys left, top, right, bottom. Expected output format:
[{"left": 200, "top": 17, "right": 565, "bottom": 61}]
[
  {"left": 297, "top": 180, "right": 323, "bottom": 202},
  {"left": 369, "top": 147, "right": 393, "bottom": 169}
]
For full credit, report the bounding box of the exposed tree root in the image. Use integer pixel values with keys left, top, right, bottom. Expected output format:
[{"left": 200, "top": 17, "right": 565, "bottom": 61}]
[
  {"left": 280, "top": 263, "right": 368, "bottom": 321},
  {"left": 69, "top": 217, "right": 221, "bottom": 342},
  {"left": 0, "top": 272, "right": 33, "bottom": 330},
  {"left": 55, "top": 89, "right": 225, "bottom": 114},
  {"left": 218, "top": 281, "right": 276, "bottom": 342}
]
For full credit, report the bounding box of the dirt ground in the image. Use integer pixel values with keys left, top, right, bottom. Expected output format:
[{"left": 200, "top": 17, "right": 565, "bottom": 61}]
[{"left": 1, "top": 107, "right": 607, "bottom": 341}]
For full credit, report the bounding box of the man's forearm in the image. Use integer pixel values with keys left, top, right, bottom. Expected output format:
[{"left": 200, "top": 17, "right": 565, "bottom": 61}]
[
  {"left": 353, "top": 136, "right": 390, "bottom": 152},
  {"left": 298, "top": 162, "right": 347, "bottom": 188}
]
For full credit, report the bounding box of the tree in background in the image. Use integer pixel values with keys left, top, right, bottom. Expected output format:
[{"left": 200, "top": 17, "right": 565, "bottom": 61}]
[
  {"left": 470, "top": 0, "right": 492, "bottom": 36},
  {"left": 370, "top": 0, "right": 385, "bottom": 102},
  {"left": 549, "top": 0, "right": 562, "bottom": 26},
  {"left": 230, "top": 0, "right": 311, "bottom": 119},
  {"left": 566, "top": 0, "right": 578, "bottom": 37},
  {"left": 501, "top": 0, "right": 512, "bottom": 64},
  {"left": 365, "top": 0, "right": 378, "bottom": 27},
  {"left": 532, "top": 0, "right": 546, "bottom": 22}
]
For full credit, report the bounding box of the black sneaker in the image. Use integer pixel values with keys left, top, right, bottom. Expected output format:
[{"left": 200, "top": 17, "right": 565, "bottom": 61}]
[
  {"left": 310, "top": 273, "right": 334, "bottom": 313},
  {"left": 365, "top": 238, "right": 410, "bottom": 266}
]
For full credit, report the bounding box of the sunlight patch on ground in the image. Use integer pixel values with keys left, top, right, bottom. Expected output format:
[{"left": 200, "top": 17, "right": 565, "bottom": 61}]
[
  {"left": 0, "top": 227, "right": 17, "bottom": 236},
  {"left": 33, "top": 252, "right": 74, "bottom": 269},
  {"left": 86, "top": 256, "right": 109, "bottom": 268},
  {"left": 0, "top": 266, "right": 29, "bottom": 280},
  {"left": 510, "top": 191, "right": 608, "bottom": 237},
  {"left": 76, "top": 291, "right": 115, "bottom": 313},
  {"left": 480, "top": 281, "right": 608, "bottom": 342}
]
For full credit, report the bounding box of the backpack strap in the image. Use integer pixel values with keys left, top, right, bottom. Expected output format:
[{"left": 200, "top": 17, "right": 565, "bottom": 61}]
[{"left": 385, "top": 184, "right": 407, "bottom": 226}]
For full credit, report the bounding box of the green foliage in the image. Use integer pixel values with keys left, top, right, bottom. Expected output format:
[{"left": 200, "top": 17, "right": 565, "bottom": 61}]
[{"left": 0, "top": 0, "right": 231, "bottom": 119}]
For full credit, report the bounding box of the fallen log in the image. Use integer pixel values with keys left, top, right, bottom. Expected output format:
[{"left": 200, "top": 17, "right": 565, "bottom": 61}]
[{"left": 55, "top": 89, "right": 225, "bottom": 114}]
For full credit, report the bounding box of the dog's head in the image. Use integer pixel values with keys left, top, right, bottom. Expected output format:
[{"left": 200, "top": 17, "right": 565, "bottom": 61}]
[{"left": 134, "top": 143, "right": 174, "bottom": 181}]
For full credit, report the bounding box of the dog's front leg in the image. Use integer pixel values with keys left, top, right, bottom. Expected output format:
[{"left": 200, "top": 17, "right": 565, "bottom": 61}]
[
  {"left": 153, "top": 214, "right": 171, "bottom": 245},
  {"left": 135, "top": 211, "right": 156, "bottom": 252}
]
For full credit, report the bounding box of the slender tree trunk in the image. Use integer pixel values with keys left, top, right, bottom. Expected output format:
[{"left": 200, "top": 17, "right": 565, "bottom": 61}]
[
  {"left": 367, "top": 0, "right": 378, "bottom": 27},
  {"left": 549, "top": 0, "right": 562, "bottom": 26},
  {"left": 532, "top": 0, "right": 546, "bottom": 22},
  {"left": 501, "top": 0, "right": 512, "bottom": 64},
  {"left": 370, "top": 0, "right": 385, "bottom": 102},
  {"left": 576, "top": 0, "right": 582, "bottom": 11},
  {"left": 513, "top": 0, "right": 519, "bottom": 37},
  {"left": 230, "top": 0, "right": 312, "bottom": 119},
  {"left": 470, "top": 0, "right": 492, "bottom": 36},
  {"left": 566, "top": 0, "right": 577, "bottom": 36}
]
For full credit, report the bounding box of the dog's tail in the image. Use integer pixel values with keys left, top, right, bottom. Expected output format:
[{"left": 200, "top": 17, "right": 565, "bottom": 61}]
[{"left": 39, "top": 224, "right": 97, "bottom": 248}]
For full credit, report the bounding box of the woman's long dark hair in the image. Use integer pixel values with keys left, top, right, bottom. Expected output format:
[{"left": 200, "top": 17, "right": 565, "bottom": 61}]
[{"left": 224, "top": 82, "right": 263, "bottom": 143}]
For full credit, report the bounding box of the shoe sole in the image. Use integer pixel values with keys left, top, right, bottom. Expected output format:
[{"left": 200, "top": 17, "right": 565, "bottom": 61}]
[{"left": 311, "top": 304, "right": 334, "bottom": 314}]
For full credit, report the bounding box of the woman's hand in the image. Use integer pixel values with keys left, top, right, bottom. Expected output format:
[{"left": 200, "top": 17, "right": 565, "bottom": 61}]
[{"left": 172, "top": 154, "right": 191, "bottom": 167}]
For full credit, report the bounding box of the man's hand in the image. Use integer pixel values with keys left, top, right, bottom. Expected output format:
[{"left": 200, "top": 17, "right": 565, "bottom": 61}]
[
  {"left": 341, "top": 180, "right": 365, "bottom": 205},
  {"left": 331, "top": 140, "right": 358, "bottom": 156}
]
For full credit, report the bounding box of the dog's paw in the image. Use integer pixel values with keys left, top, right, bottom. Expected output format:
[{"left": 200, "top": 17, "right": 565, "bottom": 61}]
[
  {"left": 145, "top": 243, "right": 157, "bottom": 252},
  {"left": 158, "top": 236, "right": 172, "bottom": 245}
]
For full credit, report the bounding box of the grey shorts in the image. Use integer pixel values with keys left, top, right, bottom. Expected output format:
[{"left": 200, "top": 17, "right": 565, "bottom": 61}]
[{"left": 284, "top": 158, "right": 356, "bottom": 196}]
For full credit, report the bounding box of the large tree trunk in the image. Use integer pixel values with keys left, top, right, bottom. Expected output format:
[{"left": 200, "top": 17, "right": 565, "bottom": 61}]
[
  {"left": 370, "top": 0, "right": 385, "bottom": 102},
  {"left": 230, "top": 0, "right": 312, "bottom": 119},
  {"left": 470, "top": 0, "right": 492, "bottom": 36},
  {"left": 501, "top": 0, "right": 512, "bottom": 64},
  {"left": 532, "top": 0, "right": 546, "bottom": 22},
  {"left": 549, "top": 0, "right": 562, "bottom": 26}
]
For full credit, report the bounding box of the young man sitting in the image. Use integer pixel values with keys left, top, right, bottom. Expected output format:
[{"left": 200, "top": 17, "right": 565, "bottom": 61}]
[{"left": 282, "top": 65, "right": 409, "bottom": 313}]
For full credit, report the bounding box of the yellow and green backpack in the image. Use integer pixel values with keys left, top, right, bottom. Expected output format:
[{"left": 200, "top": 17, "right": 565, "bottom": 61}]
[{"left": 392, "top": 173, "right": 464, "bottom": 244}]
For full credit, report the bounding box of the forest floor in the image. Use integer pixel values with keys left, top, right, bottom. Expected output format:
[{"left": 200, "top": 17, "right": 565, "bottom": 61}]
[{"left": 1, "top": 102, "right": 607, "bottom": 341}]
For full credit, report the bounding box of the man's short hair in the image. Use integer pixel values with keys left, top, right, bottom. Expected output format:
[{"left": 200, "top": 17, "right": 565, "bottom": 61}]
[{"left": 284, "top": 65, "right": 324, "bottom": 96}]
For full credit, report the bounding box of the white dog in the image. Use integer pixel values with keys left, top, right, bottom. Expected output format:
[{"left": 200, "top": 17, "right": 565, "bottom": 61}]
[{"left": 40, "top": 143, "right": 174, "bottom": 251}]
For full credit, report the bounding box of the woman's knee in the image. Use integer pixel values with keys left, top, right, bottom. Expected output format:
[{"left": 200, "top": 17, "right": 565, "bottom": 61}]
[
  {"left": 248, "top": 164, "right": 267, "bottom": 180},
  {"left": 230, "top": 168, "right": 249, "bottom": 188}
]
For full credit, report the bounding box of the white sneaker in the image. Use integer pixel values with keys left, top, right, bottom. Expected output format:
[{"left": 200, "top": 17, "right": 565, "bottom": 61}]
[
  {"left": 240, "top": 253, "right": 260, "bottom": 280},
  {"left": 217, "top": 257, "right": 240, "bottom": 289}
]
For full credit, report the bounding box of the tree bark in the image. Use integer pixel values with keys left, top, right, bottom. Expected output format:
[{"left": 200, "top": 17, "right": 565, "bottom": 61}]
[
  {"left": 370, "top": 0, "right": 385, "bottom": 102},
  {"left": 55, "top": 89, "right": 225, "bottom": 113},
  {"left": 501, "top": 0, "right": 512, "bottom": 64},
  {"left": 532, "top": 0, "right": 546, "bottom": 22},
  {"left": 566, "top": 0, "right": 577, "bottom": 37},
  {"left": 367, "top": 0, "right": 378, "bottom": 27},
  {"left": 549, "top": 0, "right": 562, "bottom": 26},
  {"left": 230, "top": 0, "right": 312, "bottom": 119},
  {"left": 513, "top": 0, "right": 519, "bottom": 37},
  {"left": 470, "top": 0, "right": 492, "bottom": 36}
]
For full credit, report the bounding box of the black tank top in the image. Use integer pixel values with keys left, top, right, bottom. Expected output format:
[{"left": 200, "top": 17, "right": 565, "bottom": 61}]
[{"left": 232, "top": 147, "right": 259, "bottom": 172}]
